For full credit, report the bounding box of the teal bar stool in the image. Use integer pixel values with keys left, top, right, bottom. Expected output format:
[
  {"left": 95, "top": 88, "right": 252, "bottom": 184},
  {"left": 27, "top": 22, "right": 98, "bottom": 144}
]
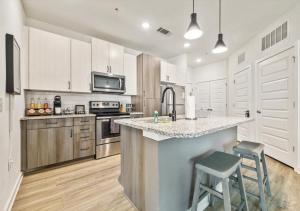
[
  {"left": 233, "top": 141, "right": 271, "bottom": 211},
  {"left": 191, "top": 151, "right": 249, "bottom": 211}
]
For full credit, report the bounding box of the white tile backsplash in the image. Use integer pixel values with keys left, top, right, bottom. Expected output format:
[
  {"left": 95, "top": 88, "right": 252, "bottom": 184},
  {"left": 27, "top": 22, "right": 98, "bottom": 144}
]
[{"left": 25, "top": 91, "right": 131, "bottom": 113}]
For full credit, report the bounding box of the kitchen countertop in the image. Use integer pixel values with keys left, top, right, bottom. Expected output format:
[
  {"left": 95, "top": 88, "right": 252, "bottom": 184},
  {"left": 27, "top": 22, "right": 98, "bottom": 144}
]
[
  {"left": 115, "top": 116, "right": 253, "bottom": 139},
  {"left": 21, "top": 113, "right": 96, "bottom": 120}
]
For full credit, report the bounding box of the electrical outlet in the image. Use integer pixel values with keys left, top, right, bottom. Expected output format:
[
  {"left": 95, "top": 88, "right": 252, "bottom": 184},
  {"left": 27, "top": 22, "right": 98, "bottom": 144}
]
[{"left": 0, "top": 97, "right": 3, "bottom": 112}]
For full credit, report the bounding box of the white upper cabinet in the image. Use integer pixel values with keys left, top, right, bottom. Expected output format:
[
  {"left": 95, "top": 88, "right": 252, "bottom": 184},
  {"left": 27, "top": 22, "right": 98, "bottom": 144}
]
[
  {"left": 91, "top": 38, "right": 110, "bottom": 73},
  {"left": 109, "top": 43, "right": 124, "bottom": 75},
  {"left": 92, "top": 38, "right": 124, "bottom": 75},
  {"left": 160, "top": 60, "right": 176, "bottom": 84},
  {"left": 71, "top": 39, "right": 92, "bottom": 93},
  {"left": 29, "top": 28, "right": 71, "bottom": 91},
  {"left": 124, "top": 53, "right": 137, "bottom": 95}
]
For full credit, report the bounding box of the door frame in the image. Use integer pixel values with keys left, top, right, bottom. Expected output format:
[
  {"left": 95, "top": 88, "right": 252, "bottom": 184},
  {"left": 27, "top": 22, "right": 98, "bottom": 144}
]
[{"left": 254, "top": 42, "right": 299, "bottom": 171}]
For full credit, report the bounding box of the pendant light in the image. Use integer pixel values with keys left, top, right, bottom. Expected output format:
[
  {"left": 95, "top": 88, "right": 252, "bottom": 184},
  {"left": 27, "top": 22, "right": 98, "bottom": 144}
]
[
  {"left": 184, "top": 0, "right": 203, "bottom": 40},
  {"left": 212, "top": 0, "right": 228, "bottom": 54}
]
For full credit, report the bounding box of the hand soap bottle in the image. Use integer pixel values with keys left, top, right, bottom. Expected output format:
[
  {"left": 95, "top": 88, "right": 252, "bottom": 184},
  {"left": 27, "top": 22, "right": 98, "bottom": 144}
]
[{"left": 153, "top": 110, "right": 159, "bottom": 123}]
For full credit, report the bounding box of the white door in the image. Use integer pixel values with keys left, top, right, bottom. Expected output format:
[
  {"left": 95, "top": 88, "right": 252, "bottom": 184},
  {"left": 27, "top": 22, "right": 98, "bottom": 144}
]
[
  {"left": 233, "top": 66, "right": 252, "bottom": 141},
  {"left": 92, "top": 38, "right": 110, "bottom": 73},
  {"left": 195, "top": 81, "right": 210, "bottom": 111},
  {"left": 109, "top": 43, "right": 124, "bottom": 75},
  {"left": 29, "top": 28, "right": 71, "bottom": 91},
  {"left": 210, "top": 79, "right": 227, "bottom": 116},
  {"left": 124, "top": 53, "right": 137, "bottom": 95},
  {"left": 257, "top": 48, "right": 296, "bottom": 167},
  {"left": 71, "top": 39, "right": 91, "bottom": 93}
]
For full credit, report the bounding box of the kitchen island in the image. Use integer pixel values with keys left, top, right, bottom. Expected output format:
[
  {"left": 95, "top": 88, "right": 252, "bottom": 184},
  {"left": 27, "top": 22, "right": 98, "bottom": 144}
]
[{"left": 116, "top": 116, "right": 252, "bottom": 211}]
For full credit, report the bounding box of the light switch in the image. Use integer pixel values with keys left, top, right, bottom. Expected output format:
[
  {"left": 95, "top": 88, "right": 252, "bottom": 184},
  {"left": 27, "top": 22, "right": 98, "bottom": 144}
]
[{"left": 0, "top": 97, "right": 3, "bottom": 112}]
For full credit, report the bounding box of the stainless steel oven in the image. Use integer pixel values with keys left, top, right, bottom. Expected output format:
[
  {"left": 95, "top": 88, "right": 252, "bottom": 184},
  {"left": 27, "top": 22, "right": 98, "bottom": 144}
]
[
  {"left": 96, "top": 115, "right": 129, "bottom": 159},
  {"left": 89, "top": 101, "right": 130, "bottom": 159},
  {"left": 92, "top": 72, "right": 126, "bottom": 93}
]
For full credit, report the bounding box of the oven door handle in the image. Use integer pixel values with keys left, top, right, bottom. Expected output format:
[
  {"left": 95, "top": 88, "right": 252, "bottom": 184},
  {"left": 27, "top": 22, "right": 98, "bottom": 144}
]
[{"left": 98, "top": 119, "right": 110, "bottom": 122}]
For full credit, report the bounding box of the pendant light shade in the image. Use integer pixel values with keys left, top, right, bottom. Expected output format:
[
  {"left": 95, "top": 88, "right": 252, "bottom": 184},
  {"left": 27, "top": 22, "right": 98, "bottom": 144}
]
[
  {"left": 212, "top": 0, "right": 228, "bottom": 54},
  {"left": 184, "top": 0, "right": 203, "bottom": 40},
  {"left": 212, "top": 33, "right": 228, "bottom": 54}
]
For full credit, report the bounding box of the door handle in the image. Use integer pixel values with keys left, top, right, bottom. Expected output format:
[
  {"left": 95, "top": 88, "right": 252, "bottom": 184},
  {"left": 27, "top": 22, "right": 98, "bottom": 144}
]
[{"left": 257, "top": 110, "right": 262, "bottom": 114}]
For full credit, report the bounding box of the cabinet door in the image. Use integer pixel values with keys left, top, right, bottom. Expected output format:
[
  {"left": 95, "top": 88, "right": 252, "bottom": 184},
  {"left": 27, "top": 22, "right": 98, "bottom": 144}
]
[
  {"left": 56, "top": 127, "right": 74, "bottom": 163},
  {"left": 167, "top": 63, "right": 177, "bottom": 83},
  {"left": 92, "top": 38, "right": 110, "bottom": 73},
  {"left": 143, "top": 98, "right": 161, "bottom": 117},
  {"left": 27, "top": 127, "right": 73, "bottom": 169},
  {"left": 143, "top": 55, "right": 161, "bottom": 99},
  {"left": 29, "top": 28, "right": 71, "bottom": 91},
  {"left": 109, "top": 43, "right": 124, "bottom": 75},
  {"left": 71, "top": 39, "right": 92, "bottom": 92},
  {"left": 124, "top": 53, "right": 137, "bottom": 95},
  {"left": 160, "top": 60, "right": 168, "bottom": 83}
]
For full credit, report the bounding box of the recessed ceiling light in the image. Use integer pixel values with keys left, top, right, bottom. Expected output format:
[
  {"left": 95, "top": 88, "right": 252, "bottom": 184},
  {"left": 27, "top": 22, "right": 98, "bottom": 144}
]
[
  {"left": 142, "top": 22, "right": 150, "bottom": 29},
  {"left": 196, "top": 58, "right": 202, "bottom": 63},
  {"left": 184, "top": 43, "right": 191, "bottom": 48}
]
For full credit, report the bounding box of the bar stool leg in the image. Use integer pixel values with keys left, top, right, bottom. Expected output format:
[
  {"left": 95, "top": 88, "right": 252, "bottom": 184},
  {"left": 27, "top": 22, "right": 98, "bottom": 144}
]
[
  {"left": 236, "top": 164, "right": 249, "bottom": 211},
  {"left": 222, "top": 177, "right": 231, "bottom": 211},
  {"left": 192, "top": 171, "right": 202, "bottom": 211},
  {"left": 261, "top": 150, "right": 272, "bottom": 197},
  {"left": 255, "top": 156, "right": 267, "bottom": 211}
]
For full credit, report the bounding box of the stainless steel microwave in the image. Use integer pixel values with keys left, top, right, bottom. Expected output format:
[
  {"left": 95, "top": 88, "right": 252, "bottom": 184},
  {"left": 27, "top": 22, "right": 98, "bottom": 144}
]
[{"left": 92, "top": 72, "right": 126, "bottom": 93}]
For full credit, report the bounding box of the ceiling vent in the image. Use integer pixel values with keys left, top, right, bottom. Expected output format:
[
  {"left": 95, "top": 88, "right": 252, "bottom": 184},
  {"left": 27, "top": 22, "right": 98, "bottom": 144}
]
[
  {"left": 261, "top": 21, "right": 288, "bottom": 51},
  {"left": 238, "top": 52, "right": 246, "bottom": 64},
  {"left": 157, "top": 27, "right": 172, "bottom": 36}
]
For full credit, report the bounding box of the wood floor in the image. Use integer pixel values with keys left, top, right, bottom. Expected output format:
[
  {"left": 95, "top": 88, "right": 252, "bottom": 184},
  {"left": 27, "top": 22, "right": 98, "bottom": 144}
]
[{"left": 12, "top": 155, "right": 300, "bottom": 211}]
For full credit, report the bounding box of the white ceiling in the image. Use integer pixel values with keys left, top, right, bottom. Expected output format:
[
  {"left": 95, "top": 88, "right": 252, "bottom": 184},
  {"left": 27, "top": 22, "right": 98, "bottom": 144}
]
[{"left": 22, "top": 0, "right": 299, "bottom": 67}]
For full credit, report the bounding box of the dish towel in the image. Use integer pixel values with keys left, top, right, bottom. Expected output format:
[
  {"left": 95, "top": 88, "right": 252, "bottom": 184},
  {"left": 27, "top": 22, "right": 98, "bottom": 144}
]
[{"left": 110, "top": 117, "right": 120, "bottom": 134}]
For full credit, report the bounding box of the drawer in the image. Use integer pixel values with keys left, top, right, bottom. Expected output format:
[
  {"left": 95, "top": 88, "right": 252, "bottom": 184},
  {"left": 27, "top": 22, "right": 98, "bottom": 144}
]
[
  {"left": 96, "top": 142, "right": 120, "bottom": 159},
  {"left": 74, "top": 117, "right": 95, "bottom": 126},
  {"left": 74, "top": 139, "right": 95, "bottom": 159},
  {"left": 27, "top": 118, "right": 73, "bottom": 129},
  {"left": 74, "top": 125, "right": 95, "bottom": 140}
]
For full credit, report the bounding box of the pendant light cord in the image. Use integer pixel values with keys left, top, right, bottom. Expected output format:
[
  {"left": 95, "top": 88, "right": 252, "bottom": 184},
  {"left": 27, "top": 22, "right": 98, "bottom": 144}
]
[
  {"left": 219, "top": 0, "right": 221, "bottom": 33},
  {"left": 193, "top": 0, "right": 195, "bottom": 13}
]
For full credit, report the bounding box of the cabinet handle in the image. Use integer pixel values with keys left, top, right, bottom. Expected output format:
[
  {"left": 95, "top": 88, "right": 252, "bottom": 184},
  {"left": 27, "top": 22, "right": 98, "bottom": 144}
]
[
  {"left": 109, "top": 66, "right": 112, "bottom": 73},
  {"left": 80, "top": 128, "right": 90, "bottom": 131},
  {"left": 107, "top": 65, "right": 109, "bottom": 73},
  {"left": 80, "top": 120, "right": 90, "bottom": 123},
  {"left": 70, "top": 128, "right": 73, "bottom": 138},
  {"left": 80, "top": 136, "right": 90, "bottom": 139},
  {"left": 80, "top": 147, "right": 90, "bottom": 151},
  {"left": 46, "top": 122, "right": 58, "bottom": 125},
  {"left": 68, "top": 81, "right": 71, "bottom": 90}
]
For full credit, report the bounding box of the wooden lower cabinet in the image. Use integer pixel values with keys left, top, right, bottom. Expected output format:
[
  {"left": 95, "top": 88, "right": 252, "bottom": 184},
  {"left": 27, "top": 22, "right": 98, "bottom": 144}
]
[
  {"left": 22, "top": 117, "right": 96, "bottom": 171},
  {"left": 27, "top": 127, "right": 74, "bottom": 169},
  {"left": 73, "top": 125, "right": 95, "bottom": 159}
]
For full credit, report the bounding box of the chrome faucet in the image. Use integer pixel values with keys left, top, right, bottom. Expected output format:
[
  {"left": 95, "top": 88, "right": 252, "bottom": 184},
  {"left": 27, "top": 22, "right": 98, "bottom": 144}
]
[{"left": 161, "top": 87, "right": 176, "bottom": 121}]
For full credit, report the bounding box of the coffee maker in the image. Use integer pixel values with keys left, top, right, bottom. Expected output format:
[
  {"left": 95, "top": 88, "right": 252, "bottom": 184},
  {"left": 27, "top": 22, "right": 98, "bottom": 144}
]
[{"left": 53, "top": 96, "right": 62, "bottom": 115}]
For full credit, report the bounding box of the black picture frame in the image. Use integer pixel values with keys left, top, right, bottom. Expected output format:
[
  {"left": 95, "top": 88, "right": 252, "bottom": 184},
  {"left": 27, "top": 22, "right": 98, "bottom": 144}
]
[
  {"left": 6, "top": 33, "right": 21, "bottom": 95},
  {"left": 75, "top": 105, "right": 85, "bottom": 114}
]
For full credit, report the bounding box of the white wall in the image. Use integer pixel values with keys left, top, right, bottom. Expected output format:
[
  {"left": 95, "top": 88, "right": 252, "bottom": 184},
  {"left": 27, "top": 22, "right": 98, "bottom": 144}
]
[
  {"left": 189, "top": 60, "right": 228, "bottom": 83},
  {"left": 0, "top": 0, "right": 27, "bottom": 210},
  {"left": 227, "top": 3, "right": 300, "bottom": 171}
]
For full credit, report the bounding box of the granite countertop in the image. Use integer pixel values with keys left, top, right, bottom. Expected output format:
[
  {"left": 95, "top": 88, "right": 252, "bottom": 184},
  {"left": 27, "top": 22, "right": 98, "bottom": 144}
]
[
  {"left": 115, "top": 116, "right": 253, "bottom": 139},
  {"left": 21, "top": 113, "right": 96, "bottom": 120}
]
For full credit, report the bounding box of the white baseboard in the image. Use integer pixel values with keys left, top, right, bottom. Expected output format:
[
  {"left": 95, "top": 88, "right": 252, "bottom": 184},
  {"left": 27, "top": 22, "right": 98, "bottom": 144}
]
[{"left": 4, "top": 173, "right": 23, "bottom": 211}]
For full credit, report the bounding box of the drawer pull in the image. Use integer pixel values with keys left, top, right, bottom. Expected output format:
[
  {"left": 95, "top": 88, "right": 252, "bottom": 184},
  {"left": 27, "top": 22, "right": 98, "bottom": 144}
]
[
  {"left": 80, "top": 136, "right": 90, "bottom": 139},
  {"left": 80, "top": 147, "right": 90, "bottom": 151},
  {"left": 80, "top": 128, "right": 90, "bottom": 131},
  {"left": 80, "top": 138, "right": 90, "bottom": 142},
  {"left": 46, "top": 122, "right": 58, "bottom": 125},
  {"left": 80, "top": 120, "right": 90, "bottom": 123}
]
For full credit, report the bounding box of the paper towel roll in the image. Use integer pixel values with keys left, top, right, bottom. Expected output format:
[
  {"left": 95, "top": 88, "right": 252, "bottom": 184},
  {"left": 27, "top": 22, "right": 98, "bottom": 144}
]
[{"left": 185, "top": 96, "right": 196, "bottom": 119}]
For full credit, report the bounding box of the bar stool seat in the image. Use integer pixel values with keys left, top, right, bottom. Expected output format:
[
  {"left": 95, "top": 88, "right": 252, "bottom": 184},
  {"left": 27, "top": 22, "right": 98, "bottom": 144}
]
[
  {"left": 196, "top": 151, "right": 241, "bottom": 178},
  {"left": 233, "top": 141, "right": 264, "bottom": 156},
  {"left": 192, "top": 151, "right": 249, "bottom": 211}
]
